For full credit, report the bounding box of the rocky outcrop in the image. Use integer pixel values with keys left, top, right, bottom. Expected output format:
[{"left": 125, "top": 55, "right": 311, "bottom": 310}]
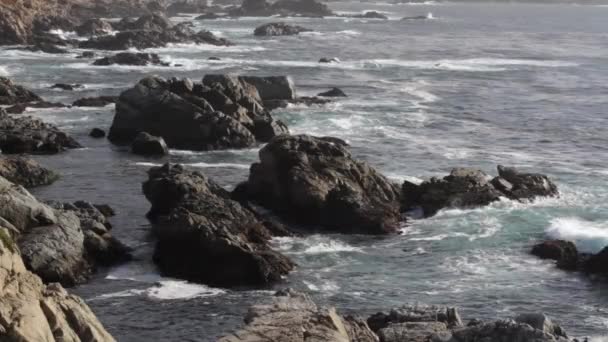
[
  {"left": 240, "top": 75, "right": 296, "bottom": 100},
  {"left": 75, "top": 18, "right": 113, "bottom": 37},
  {"left": 0, "top": 1, "right": 72, "bottom": 45},
  {"left": 531, "top": 239, "right": 608, "bottom": 276},
  {"left": 142, "top": 163, "right": 294, "bottom": 287},
  {"left": 0, "top": 112, "right": 81, "bottom": 154},
  {"left": 350, "top": 11, "right": 388, "bottom": 19},
  {"left": 5, "top": 101, "right": 67, "bottom": 115},
  {"left": 72, "top": 96, "right": 117, "bottom": 107},
  {"left": 131, "top": 132, "right": 169, "bottom": 156},
  {"left": 0, "top": 77, "right": 42, "bottom": 106},
  {"left": 79, "top": 14, "right": 231, "bottom": 50},
  {"left": 166, "top": 0, "right": 209, "bottom": 16},
  {"left": 108, "top": 75, "right": 288, "bottom": 151},
  {"left": 89, "top": 128, "right": 106, "bottom": 138},
  {"left": 219, "top": 289, "right": 378, "bottom": 342},
  {"left": 254, "top": 22, "right": 312, "bottom": 36},
  {"left": 318, "top": 87, "right": 347, "bottom": 97},
  {"left": 230, "top": 0, "right": 334, "bottom": 17},
  {"left": 234, "top": 134, "right": 403, "bottom": 235},
  {"left": 0, "top": 156, "right": 59, "bottom": 188},
  {"left": 0, "top": 176, "right": 131, "bottom": 287},
  {"left": 93, "top": 52, "right": 168, "bottom": 66},
  {"left": 0, "top": 226, "right": 116, "bottom": 342},
  {"left": 401, "top": 165, "right": 559, "bottom": 217},
  {"left": 368, "top": 305, "right": 569, "bottom": 342}
]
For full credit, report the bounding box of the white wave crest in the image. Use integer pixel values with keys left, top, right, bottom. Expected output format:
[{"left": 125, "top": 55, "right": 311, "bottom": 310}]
[
  {"left": 272, "top": 236, "right": 363, "bottom": 255},
  {"left": 546, "top": 217, "right": 608, "bottom": 254},
  {"left": 134, "top": 161, "right": 249, "bottom": 169},
  {"left": 0, "top": 66, "right": 9, "bottom": 76}
]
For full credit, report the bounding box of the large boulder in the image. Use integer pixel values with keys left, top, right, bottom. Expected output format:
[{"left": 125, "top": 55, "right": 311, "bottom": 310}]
[
  {"left": 72, "top": 96, "right": 117, "bottom": 107},
  {"left": 75, "top": 18, "right": 113, "bottom": 36},
  {"left": 583, "top": 246, "right": 608, "bottom": 275},
  {"left": 401, "top": 166, "right": 559, "bottom": 217},
  {"left": 0, "top": 156, "right": 59, "bottom": 188},
  {"left": 131, "top": 132, "right": 169, "bottom": 156},
  {"left": 219, "top": 289, "right": 378, "bottom": 342},
  {"left": 0, "top": 77, "right": 42, "bottom": 105},
  {"left": 531, "top": 240, "right": 580, "bottom": 270},
  {"left": 114, "top": 13, "right": 171, "bottom": 32},
  {"left": 0, "top": 114, "right": 81, "bottom": 154},
  {"left": 235, "top": 134, "right": 402, "bottom": 234},
  {"left": 254, "top": 22, "right": 312, "bottom": 36},
  {"left": 142, "top": 163, "right": 294, "bottom": 287},
  {"left": 240, "top": 75, "right": 297, "bottom": 100},
  {"left": 108, "top": 75, "right": 288, "bottom": 150},
  {"left": 0, "top": 227, "right": 116, "bottom": 342},
  {"left": 0, "top": 1, "right": 72, "bottom": 45},
  {"left": 93, "top": 52, "right": 168, "bottom": 66},
  {"left": 0, "top": 176, "right": 131, "bottom": 287}
]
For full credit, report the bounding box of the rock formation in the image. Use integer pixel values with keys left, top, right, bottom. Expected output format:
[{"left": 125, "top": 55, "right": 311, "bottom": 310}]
[{"left": 0, "top": 156, "right": 59, "bottom": 188}]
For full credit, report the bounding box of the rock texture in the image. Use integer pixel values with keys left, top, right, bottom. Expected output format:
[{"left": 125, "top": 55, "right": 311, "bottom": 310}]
[
  {"left": 531, "top": 239, "right": 608, "bottom": 276},
  {"left": 0, "top": 77, "right": 42, "bottom": 106},
  {"left": 0, "top": 156, "right": 59, "bottom": 188},
  {"left": 219, "top": 289, "right": 378, "bottom": 342},
  {"left": 401, "top": 165, "right": 559, "bottom": 217},
  {"left": 254, "top": 22, "right": 312, "bottom": 36},
  {"left": 108, "top": 75, "right": 288, "bottom": 150},
  {"left": 0, "top": 226, "right": 116, "bottom": 342},
  {"left": 131, "top": 132, "right": 169, "bottom": 156},
  {"left": 143, "top": 163, "right": 294, "bottom": 287},
  {"left": 93, "top": 52, "right": 168, "bottom": 66},
  {"left": 230, "top": 0, "right": 334, "bottom": 17},
  {"left": 234, "top": 134, "right": 402, "bottom": 234},
  {"left": 318, "top": 87, "right": 347, "bottom": 97},
  {"left": 72, "top": 96, "right": 117, "bottom": 107},
  {"left": 0, "top": 176, "right": 130, "bottom": 287}
]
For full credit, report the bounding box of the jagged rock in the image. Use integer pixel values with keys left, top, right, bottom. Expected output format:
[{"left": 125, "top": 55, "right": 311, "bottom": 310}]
[
  {"left": 75, "top": 18, "right": 113, "bottom": 36},
  {"left": 131, "top": 132, "right": 169, "bottom": 156},
  {"left": 72, "top": 96, "right": 117, "bottom": 107},
  {"left": 70, "top": 0, "right": 164, "bottom": 20},
  {"left": 450, "top": 319, "right": 569, "bottom": 342},
  {"left": 0, "top": 114, "right": 81, "bottom": 154},
  {"left": 318, "top": 87, "right": 347, "bottom": 97},
  {"left": 0, "top": 1, "right": 72, "bottom": 45},
  {"left": 254, "top": 22, "right": 312, "bottom": 36},
  {"left": 115, "top": 13, "right": 172, "bottom": 31},
  {"left": 0, "top": 227, "right": 116, "bottom": 342},
  {"left": 0, "top": 77, "right": 42, "bottom": 105},
  {"left": 319, "top": 57, "right": 340, "bottom": 63},
  {"left": 367, "top": 304, "right": 463, "bottom": 333},
  {"left": 109, "top": 75, "right": 288, "bottom": 150},
  {"left": 143, "top": 163, "right": 294, "bottom": 287},
  {"left": 0, "top": 156, "right": 58, "bottom": 188},
  {"left": 89, "top": 128, "right": 106, "bottom": 138},
  {"left": 219, "top": 289, "right": 378, "bottom": 342},
  {"left": 50, "top": 83, "right": 83, "bottom": 91},
  {"left": 93, "top": 52, "right": 168, "bottom": 66},
  {"left": 166, "top": 0, "right": 209, "bottom": 16},
  {"left": 5, "top": 101, "right": 67, "bottom": 115},
  {"left": 240, "top": 75, "right": 296, "bottom": 100},
  {"left": 271, "top": 0, "right": 333, "bottom": 17},
  {"left": 401, "top": 166, "right": 559, "bottom": 217},
  {"left": 235, "top": 134, "right": 402, "bottom": 234},
  {"left": 531, "top": 240, "right": 580, "bottom": 270}
]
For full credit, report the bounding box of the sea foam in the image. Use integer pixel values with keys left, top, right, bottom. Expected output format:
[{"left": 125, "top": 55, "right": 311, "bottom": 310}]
[{"left": 546, "top": 217, "right": 608, "bottom": 254}]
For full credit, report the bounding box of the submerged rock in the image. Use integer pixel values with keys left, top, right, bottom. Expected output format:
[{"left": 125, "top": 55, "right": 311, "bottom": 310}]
[
  {"left": 131, "top": 132, "right": 169, "bottom": 156},
  {"left": 72, "top": 95, "right": 117, "bottom": 107},
  {"left": 0, "top": 227, "right": 116, "bottom": 342},
  {"left": 319, "top": 57, "right": 340, "bottom": 63},
  {"left": 0, "top": 156, "right": 59, "bottom": 188},
  {"left": 318, "top": 87, "right": 347, "bottom": 97},
  {"left": 89, "top": 127, "right": 106, "bottom": 138},
  {"left": 219, "top": 289, "right": 377, "bottom": 342},
  {"left": 50, "top": 83, "right": 83, "bottom": 91},
  {"left": 254, "top": 22, "right": 312, "bottom": 36},
  {"left": 235, "top": 134, "right": 402, "bottom": 234},
  {"left": 0, "top": 114, "right": 81, "bottom": 154},
  {"left": 351, "top": 11, "right": 389, "bottom": 19},
  {"left": 143, "top": 163, "right": 294, "bottom": 287},
  {"left": 532, "top": 240, "right": 580, "bottom": 270},
  {"left": 93, "top": 52, "right": 168, "bottom": 66},
  {"left": 401, "top": 165, "right": 559, "bottom": 217}
]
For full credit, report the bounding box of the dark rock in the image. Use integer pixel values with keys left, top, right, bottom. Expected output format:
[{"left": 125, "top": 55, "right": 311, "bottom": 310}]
[
  {"left": 0, "top": 114, "right": 81, "bottom": 154},
  {"left": 167, "top": 1, "right": 209, "bottom": 16},
  {"left": 131, "top": 132, "right": 169, "bottom": 156},
  {"left": 318, "top": 87, "right": 347, "bottom": 97},
  {"left": 72, "top": 96, "right": 117, "bottom": 107},
  {"left": 238, "top": 134, "right": 402, "bottom": 234},
  {"left": 89, "top": 128, "right": 106, "bottom": 138},
  {"left": 531, "top": 240, "right": 579, "bottom": 270},
  {"left": 319, "top": 57, "right": 340, "bottom": 63},
  {"left": 76, "top": 51, "right": 96, "bottom": 59},
  {"left": 0, "top": 156, "right": 59, "bottom": 187},
  {"left": 402, "top": 15, "right": 431, "bottom": 21},
  {"left": 254, "top": 22, "right": 312, "bottom": 36},
  {"left": 495, "top": 165, "right": 559, "bottom": 200},
  {"left": 195, "top": 13, "right": 222, "bottom": 20},
  {"left": 583, "top": 246, "right": 608, "bottom": 275},
  {"left": 75, "top": 18, "right": 113, "bottom": 37},
  {"left": 270, "top": 0, "right": 333, "bottom": 17},
  {"left": 142, "top": 163, "right": 294, "bottom": 287},
  {"left": 351, "top": 11, "right": 388, "bottom": 19},
  {"left": 240, "top": 75, "right": 296, "bottom": 100},
  {"left": 50, "top": 83, "right": 83, "bottom": 91},
  {"left": 116, "top": 13, "right": 172, "bottom": 32},
  {"left": 22, "top": 42, "right": 69, "bottom": 54},
  {"left": 208, "top": 56, "right": 221, "bottom": 60},
  {"left": 219, "top": 289, "right": 377, "bottom": 342},
  {"left": 0, "top": 77, "right": 42, "bottom": 105},
  {"left": 93, "top": 52, "right": 167, "bottom": 66},
  {"left": 5, "top": 101, "right": 67, "bottom": 115}
]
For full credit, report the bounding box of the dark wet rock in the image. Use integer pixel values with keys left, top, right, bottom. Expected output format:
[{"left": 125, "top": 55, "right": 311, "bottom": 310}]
[
  {"left": 237, "top": 134, "right": 402, "bottom": 235},
  {"left": 0, "top": 156, "right": 59, "bottom": 188},
  {"left": 89, "top": 128, "right": 106, "bottom": 138},
  {"left": 116, "top": 13, "right": 172, "bottom": 32},
  {"left": 76, "top": 51, "right": 96, "bottom": 59},
  {"left": 208, "top": 56, "right": 221, "bottom": 60},
  {"left": 531, "top": 240, "right": 580, "bottom": 270},
  {"left": 351, "top": 11, "right": 389, "bottom": 19},
  {"left": 271, "top": 0, "right": 334, "bottom": 17},
  {"left": 367, "top": 304, "right": 463, "bottom": 333},
  {"left": 583, "top": 246, "right": 608, "bottom": 275},
  {"left": 319, "top": 57, "right": 340, "bottom": 63},
  {"left": 22, "top": 42, "right": 69, "bottom": 54},
  {"left": 5, "top": 101, "right": 67, "bottom": 115},
  {"left": 402, "top": 15, "right": 430, "bottom": 21},
  {"left": 31, "top": 15, "right": 77, "bottom": 35},
  {"left": 75, "top": 18, "right": 113, "bottom": 37},
  {"left": 109, "top": 75, "right": 287, "bottom": 150},
  {"left": 240, "top": 75, "right": 296, "bottom": 100},
  {"left": 220, "top": 289, "right": 377, "bottom": 342},
  {"left": 93, "top": 52, "right": 168, "bottom": 66},
  {"left": 401, "top": 166, "right": 559, "bottom": 217},
  {"left": 131, "top": 132, "right": 169, "bottom": 156},
  {"left": 318, "top": 87, "right": 347, "bottom": 97},
  {"left": 254, "top": 22, "right": 312, "bottom": 36},
  {"left": 142, "top": 163, "right": 294, "bottom": 287},
  {"left": 167, "top": 0, "right": 209, "bottom": 16},
  {"left": 0, "top": 77, "right": 42, "bottom": 105},
  {"left": 0, "top": 114, "right": 81, "bottom": 154},
  {"left": 72, "top": 96, "right": 117, "bottom": 107},
  {"left": 196, "top": 13, "right": 222, "bottom": 20},
  {"left": 51, "top": 83, "right": 83, "bottom": 91}
]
